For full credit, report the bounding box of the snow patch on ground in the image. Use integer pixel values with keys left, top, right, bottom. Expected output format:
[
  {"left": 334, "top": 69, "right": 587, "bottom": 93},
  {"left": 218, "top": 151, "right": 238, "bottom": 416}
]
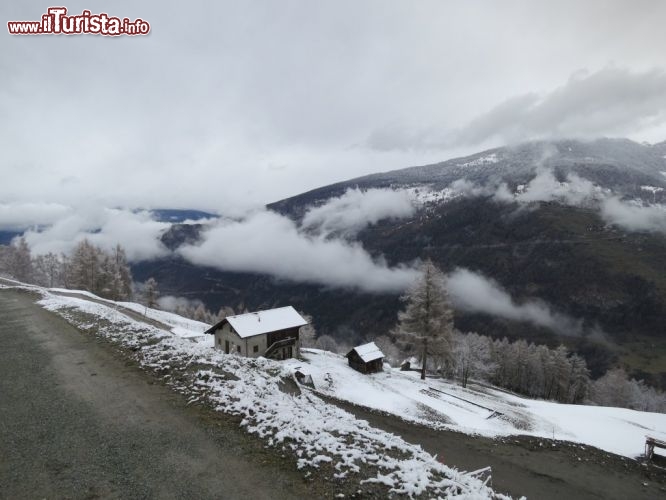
[
  {"left": 292, "top": 349, "right": 666, "bottom": 460},
  {"left": 457, "top": 154, "right": 500, "bottom": 168},
  {"left": 48, "top": 287, "right": 211, "bottom": 339},
  {"left": 118, "top": 301, "right": 210, "bottom": 338}
]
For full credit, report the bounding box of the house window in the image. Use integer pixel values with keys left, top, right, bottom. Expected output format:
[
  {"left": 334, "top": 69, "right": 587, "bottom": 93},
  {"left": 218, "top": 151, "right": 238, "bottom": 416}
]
[
  {"left": 237, "top": 345, "right": 241, "bottom": 353},
  {"left": 253, "top": 345, "right": 259, "bottom": 353},
  {"left": 217, "top": 338, "right": 221, "bottom": 345}
]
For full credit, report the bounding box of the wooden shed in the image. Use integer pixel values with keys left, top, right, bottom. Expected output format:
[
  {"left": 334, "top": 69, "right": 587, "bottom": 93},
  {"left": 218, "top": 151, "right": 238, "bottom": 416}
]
[{"left": 346, "top": 342, "right": 384, "bottom": 374}]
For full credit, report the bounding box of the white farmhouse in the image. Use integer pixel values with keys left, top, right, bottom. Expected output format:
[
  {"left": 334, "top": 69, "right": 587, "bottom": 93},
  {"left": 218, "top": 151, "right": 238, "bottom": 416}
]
[{"left": 206, "top": 306, "right": 308, "bottom": 360}]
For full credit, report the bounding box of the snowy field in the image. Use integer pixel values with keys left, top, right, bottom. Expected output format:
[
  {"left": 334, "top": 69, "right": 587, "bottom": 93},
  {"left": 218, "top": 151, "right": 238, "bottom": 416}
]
[
  {"left": 1, "top": 284, "right": 503, "bottom": 499},
  {"left": 288, "top": 349, "right": 666, "bottom": 460}
]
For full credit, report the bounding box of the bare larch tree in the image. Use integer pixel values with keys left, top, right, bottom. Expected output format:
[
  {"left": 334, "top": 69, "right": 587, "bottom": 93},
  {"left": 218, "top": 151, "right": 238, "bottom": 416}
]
[{"left": 395, "top": 259, "right": 455, "bottom": 380}]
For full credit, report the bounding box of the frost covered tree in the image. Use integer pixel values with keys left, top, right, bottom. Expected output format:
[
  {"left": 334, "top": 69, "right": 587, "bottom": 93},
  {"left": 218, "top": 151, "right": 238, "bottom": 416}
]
[
  {"left": 453, "top": 331, "right": 494, "bottom": 388},
  {"left": 11, "top": 237, "right": 33, "bottom": 283},
  {"left": 66, "top": 240, "right": 133, "bottom": 300},
  {"left": 588, "top": 367, "right": 665, "bottom": 412},
  {"left": 0, "top": 245, "right": 13, "bottom": 277},
  {"left": 315, "top": 334, "right": 341, "bottom": 353},
  {"left": 373, "top": 335, "right": 401, "bottom": 367},
  {"left": 193, "top": 303, "right": 216, "bottom": 323},
  {"left": 395, "top": 260, "right": 455, "bottom": 380},
  {"left": 32, "top": 252, "right": 61, "bottom": 288},
  {"left": 144, "top": 277, "right": 159, "bottom": 309},
  {"left": 298, "top": 312, "right": 317, "bottom": 348},
  {"left": 486, "top": 337, "right": 592, "bottom": 403},
  {"left": 110, "top": 244, "right": 133, "bottom": 300},
  {"left": 566, "top": 354, "right": 590, "bottom": 404},
  {"left": 69, "top": 239, "right": 101, "bottom": 291},
  {"left": 216, "top": 306, "right": 235, "bottom": 322}
]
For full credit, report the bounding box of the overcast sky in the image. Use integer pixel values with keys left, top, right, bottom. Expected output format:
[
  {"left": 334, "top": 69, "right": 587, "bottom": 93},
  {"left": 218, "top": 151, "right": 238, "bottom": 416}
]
[{"left": 3, "top": 1, "right": 666, "bottom": 214}]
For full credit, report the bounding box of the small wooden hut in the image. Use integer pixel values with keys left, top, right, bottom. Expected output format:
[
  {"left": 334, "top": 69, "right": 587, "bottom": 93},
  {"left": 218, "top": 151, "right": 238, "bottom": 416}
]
[{"left": 346, "top": 342, "right": 384, "bottom": 374}]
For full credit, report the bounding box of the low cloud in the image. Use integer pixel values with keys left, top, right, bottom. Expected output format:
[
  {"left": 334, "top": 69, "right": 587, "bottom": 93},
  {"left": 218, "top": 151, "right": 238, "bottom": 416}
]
[
  {"left": 178, "top": 209, "right": 419, "bottom": 293},
  {"left": 449, "top": 179, "right": 490, "bottom": 198},
  {"left": 600, "top": 197, "right": 666, "bottom": 233},
  {"left": 447, "top": 268, "right": 583, "bottom": 335},
  {"left": 500, "top": 169, "right": 603, "bottom": 205},
  {"left": 0, "top": 202, "right": 73, "bottom": 231},
  {"left": 497, "top": 170, "right": 666, "bottom": 234},
  {"left": 7, "top": 191, "right": 422, "bottom": 291},
  {"left": 22, "top": 208, "right": 169, "bottom": 261},
  {"left": 157, "top": 295, "right": 204, "bottom": 311},
  {"left": 301, "top": 188, "right": 415, "bottom": 236},
  {"left": 443, "top": 168, "right": 603, "bottom": 207}
]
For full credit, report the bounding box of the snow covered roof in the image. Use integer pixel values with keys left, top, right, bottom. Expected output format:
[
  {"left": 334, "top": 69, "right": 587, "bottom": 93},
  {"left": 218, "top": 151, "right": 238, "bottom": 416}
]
[
  {"left": 208, "top": 306, "right": 308, "bottom": 339},
  {"left": 349, "top": 342, "right": 384, "bottom": 363}
]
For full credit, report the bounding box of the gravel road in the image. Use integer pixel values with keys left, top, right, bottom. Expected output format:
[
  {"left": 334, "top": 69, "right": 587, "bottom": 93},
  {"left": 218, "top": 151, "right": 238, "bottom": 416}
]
[{"left": 0, "top": 290, "right": 313, "bottom": 499}]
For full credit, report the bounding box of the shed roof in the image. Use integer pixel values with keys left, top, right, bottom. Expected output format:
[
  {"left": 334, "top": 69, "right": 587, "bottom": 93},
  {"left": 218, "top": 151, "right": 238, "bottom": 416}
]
[
  {"left": 348, "top": 342, "right": 384, "bottom": 363},
  {"left": 206, "top": 306, "right": 307, "bottom": 339}
]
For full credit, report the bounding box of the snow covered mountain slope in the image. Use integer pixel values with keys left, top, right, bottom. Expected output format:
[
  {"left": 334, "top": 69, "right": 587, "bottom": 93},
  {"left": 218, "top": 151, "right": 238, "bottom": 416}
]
[{"left": 270, "top": 138, "right": 666, "bottom": 217}]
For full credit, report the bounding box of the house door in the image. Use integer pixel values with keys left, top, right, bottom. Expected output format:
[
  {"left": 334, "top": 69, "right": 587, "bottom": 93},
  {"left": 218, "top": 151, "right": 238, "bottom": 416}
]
[
  {"left": 225, "top": 340, "right": 230, "bottom": 354},
  {"left": 286, "top": 346, "right": 293, "bottom": 358}
]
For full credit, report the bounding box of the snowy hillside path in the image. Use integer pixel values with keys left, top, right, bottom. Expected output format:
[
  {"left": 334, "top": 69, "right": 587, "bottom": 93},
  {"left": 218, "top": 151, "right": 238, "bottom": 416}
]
[{"left": 0, "top": 289, "right": 315, "bottom": 499}]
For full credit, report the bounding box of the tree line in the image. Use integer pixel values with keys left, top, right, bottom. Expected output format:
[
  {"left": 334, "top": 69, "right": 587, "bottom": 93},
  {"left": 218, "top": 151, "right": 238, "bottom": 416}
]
[{"left": 0, "top": 237, "right": 133, "bottom": 301}]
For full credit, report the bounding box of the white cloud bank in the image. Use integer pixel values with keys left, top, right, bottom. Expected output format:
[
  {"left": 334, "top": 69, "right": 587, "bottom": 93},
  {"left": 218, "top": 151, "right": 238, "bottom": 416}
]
[
  {"left": 447, "top": 268, "right": 583, "bottom": 335},
  {"left": 448, "top": 168, "right": 666, "bottom": 234},
  {"left": 600, "top": 197, "right": 666, "bottom": 233},
  {"left": 0, "top": 202, "right": 73, "bottom": 231},
  {"left": 6, "top": 189, "right": 420, "bottom": 291},
  {"left": 157, "top": 295, "right": 204, "bottom": 311},
  {"left": 512, "top": 170, "right": 602, "bottom": 205},
  {"left": 301, "top": 188, "right": 415, "bottom": 236},
  {"left": 504, "top": 172, "right": 666, "bottom": 234},
  {"left": 178, "top": 210, "right": 418, "bottom": 293},
  {"left": 22, "top": 208, "right": 169, "bottom": 262}
]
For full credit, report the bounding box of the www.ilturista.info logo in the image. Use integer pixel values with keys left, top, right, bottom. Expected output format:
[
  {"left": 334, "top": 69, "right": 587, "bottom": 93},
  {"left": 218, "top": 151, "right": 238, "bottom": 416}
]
[{"left": 7, "top": 7, "right": 150, "bottom": 36}]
